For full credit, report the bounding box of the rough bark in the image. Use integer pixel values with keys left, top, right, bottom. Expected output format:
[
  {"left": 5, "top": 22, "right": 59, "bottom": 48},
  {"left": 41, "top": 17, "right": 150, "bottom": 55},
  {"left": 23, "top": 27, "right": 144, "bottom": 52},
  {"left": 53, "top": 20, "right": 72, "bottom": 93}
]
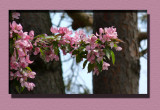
[
  {"left": 66, "top": 11, "right": 93, "bottom": 30},
  {"left": 138, "top": 32, "right": 147, "bottom": 44},
  {"left": 93, "top": 11, "right": 140, "bottom": 94},
  {"left": 10, "top": 11, "right": 65, "bottom": 94}
]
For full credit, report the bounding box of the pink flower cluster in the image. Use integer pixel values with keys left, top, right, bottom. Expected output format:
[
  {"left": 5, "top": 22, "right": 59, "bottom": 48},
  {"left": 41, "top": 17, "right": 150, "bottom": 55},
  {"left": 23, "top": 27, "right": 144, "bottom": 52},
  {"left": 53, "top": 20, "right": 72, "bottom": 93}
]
[
  {"left": 47, "top": 26, "right": 123, "bottom": 75},
  {"left": 33, "top": 36, "right": 60, "bottom": 62},
  {"left": 10, "top": 13, "right": 36, "bottom": 91}
]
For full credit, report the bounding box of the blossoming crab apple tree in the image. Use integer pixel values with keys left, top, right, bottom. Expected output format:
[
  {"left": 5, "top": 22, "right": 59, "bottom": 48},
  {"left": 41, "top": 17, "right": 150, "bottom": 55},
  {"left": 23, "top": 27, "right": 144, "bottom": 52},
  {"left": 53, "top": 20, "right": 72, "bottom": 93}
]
[{"left": 9, "top": 11, "right": 123, "bottom": 94}]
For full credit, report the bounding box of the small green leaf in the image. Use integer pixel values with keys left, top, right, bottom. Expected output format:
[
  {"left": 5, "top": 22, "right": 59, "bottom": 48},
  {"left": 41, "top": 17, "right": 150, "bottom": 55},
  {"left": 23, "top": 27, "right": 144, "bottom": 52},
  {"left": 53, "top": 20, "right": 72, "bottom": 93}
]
[
  {"left": 20, "top": 86, "right": 25, "bottom": 93},
  {"left": 97, "top": 60, "right": 103, "bottom": 72},
  {"left": 105, "top": 49, "right": 110, "bottom": 60},
  {"left": 54, "top": 48, "right": 59, "bottom": 55},
  {"left": 34, "top": 34, "right": 45, "bottom": 39},
  {"left": 16, "top": 86, "right": 20, "bottom": 94},
  {"left": 39, "top": 48, "right": 44, "bottom": 57},
  {"left": 72, "top": 50, "right": 79, "bottom": 55},
  {"left": 83, "top": 60, "right": 88, "bottom": 69},
  {"left": 110, "top": 50, "right": 115, "bottom": 64},
  {"left": 114, "top": 44, "right": 118, "bottom": 47},
  {"left": 26, "top": 67, "right": 32, "bottom": 71},
  {"left": 88, "top": 63, "right": 94, "bottom": 73},
  {"left": 45, "top": 36, "right": 54, "bottom": 39},
  {"left": 52, "top": 41, "right": 58, "bottom": 48},
  {"left": 17, "top": 35, "right": 22, "bottom": 39},
  {"left": 76, "top": 55, "right": 82, "bottom": 64},
  {"left": 9, "top": 40, "right": 14, "bottom": 55}
]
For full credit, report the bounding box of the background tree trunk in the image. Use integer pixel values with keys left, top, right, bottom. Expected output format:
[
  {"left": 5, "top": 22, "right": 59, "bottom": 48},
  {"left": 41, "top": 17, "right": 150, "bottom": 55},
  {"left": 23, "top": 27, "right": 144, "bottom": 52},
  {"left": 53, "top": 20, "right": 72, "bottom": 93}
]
[
  {"left": 93, "top": 11, "right": 140, "bottom": 94},
  {"left": 10, "top": 11, "right": 65, "bottom": 94}
]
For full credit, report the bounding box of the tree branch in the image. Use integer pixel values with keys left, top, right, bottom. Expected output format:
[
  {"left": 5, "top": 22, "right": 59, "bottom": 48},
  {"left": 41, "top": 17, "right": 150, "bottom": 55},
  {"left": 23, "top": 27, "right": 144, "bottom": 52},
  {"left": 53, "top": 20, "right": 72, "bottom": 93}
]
[
  {"left": 139, "top": 48, "right": 147, "bottom": 57},
  {"left": 138, "top": 32, "right": 147, "bottom": 43},
  {"left": 66, "top": 12, "right": 93, "bottom": 30}
]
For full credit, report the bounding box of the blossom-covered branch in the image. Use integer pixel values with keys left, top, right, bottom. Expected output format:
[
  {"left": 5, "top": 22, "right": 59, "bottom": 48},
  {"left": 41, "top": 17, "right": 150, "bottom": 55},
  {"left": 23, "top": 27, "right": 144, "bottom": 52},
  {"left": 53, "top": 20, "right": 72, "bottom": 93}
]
[{"left": 9, "top": 12, "right": 123, "bottom": 93}]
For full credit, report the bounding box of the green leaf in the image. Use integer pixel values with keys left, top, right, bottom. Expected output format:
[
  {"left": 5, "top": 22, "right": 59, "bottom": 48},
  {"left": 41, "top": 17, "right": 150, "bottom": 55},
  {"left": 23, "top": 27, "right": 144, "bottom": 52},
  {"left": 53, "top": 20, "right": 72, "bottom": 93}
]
[
  {"left": 16, "top": 86, "right": 20, "bottom": 94},
  {"left": 9, "top": 45, "right": 14, "bottom": 55},
  {"left": 54, "top": 48, "right": 59, "bottom": 55},
  {"left": 110, "top": 50, "right": 115, "bottom": 64},
  {"left": 52, "top": 41, "right": 58, "bottom": 48},
  {"left": 105, "top": 49, "right": 111, "bottom": 60},
  {"left": 72, "top": 50, "right": 79, "bottom": 55},
  {"left": 76, "top": 55, "right": 82, "bottom": 64},
  {"left": 97, "top": 60, "right": 103, "bottom": 72},
  {"left": 45, "top": 36, "right": 54, "bottom": 39},
  {"left": 39, "top": 48, "right": 44, "bottom": 57},
  {"left": 88, "top": 63, "right": 94, "bottom": 73},
  {"left": 17, "top": 35, "right": 22, "bottom": 39},
  {"left": 26, "top": 67, "right": 32, "bottom": 71},
  {"left": 20, "top": 86, "right": 25, "bottom": 93},
  {"left": 83, "top": 60, "right": 88, "bottom": 69},
  {"left": 34, "top": 34, "right": 45, "bottom": 39},
  {"left": 114, "top": 43, "right": 118, "bottom": 47}
]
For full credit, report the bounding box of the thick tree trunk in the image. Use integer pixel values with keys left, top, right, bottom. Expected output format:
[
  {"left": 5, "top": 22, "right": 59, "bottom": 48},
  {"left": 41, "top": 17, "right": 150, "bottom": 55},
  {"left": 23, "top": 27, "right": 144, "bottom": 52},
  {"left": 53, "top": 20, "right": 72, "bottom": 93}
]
[
  {"left": 93, "top": 11, "right": 140, "bottom": 94},
  {"left": 10, "top": 11, "right": 65, "bottom": 94}
]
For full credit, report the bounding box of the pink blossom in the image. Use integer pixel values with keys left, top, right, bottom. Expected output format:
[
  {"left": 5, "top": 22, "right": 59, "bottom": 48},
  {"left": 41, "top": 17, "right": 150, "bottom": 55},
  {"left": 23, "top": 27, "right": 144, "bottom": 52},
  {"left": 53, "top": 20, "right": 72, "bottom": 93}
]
[
  {"left": 77, "top": 30, "right": 86, "bottom": 40},
  {"left": 110, "top": 42, "right": 114, "bottom": 48},
  {"left": 50, "top": 27, "right": 58, "bottom": 34},
  {"left": 61, "top": 49, "right": 66, "bottom": 55},
  {"left": 97, "top": 57, "right": 103, "bottom": 63},
  {"left": 18, "top": 31, "right": 27, "bottom": 39},
  {"left": 24, "top": 82, "right": 28, "bottom": 88},
  {"left": 12, "top": 12, "right": 20, "bottom": 20},
  {"left": 29, "top": 30, "right": 34, "bottom": 40},
  {"left": 54, "top": 55, "right": 59, "bottom": 61},
  {"left": 58, "top": 27, "right": 72, "bottom": 35},
  {"left": 86, "top": 45, "right": 91, "bottom": 51},
  {"left": 115, "top": 46, "right": 122, "bottom": 51},
  {"left": 17, "top": 48, "right": 26, "bottom": 57},
  {"left": 23, "top": 71, "right": 28, "bottom": 77},
  {"left": 16, "top": 24, "right": 23, "bottom": 31},
  {"left": 28, "top": 71, "right": 36, "bottom": 79},
  {"left": 27, "top": 82, "right": 35, "bottom": 91},
  {"left": 21, "top": 81, "right": 35, "bottom": 91},
  {"left": 10, "top": 71, "right": 14, "bottom": 80},
  {"left": 10, "top": 49, "right": 19, "bottom": 70},
  {"left": 15, "top": 71, "right": 22, "bottom": 78},
  {"left": 26, "top": 55, "right": 33, "bottom": 64},
  {"left": 10, "top": 21, "right": 22, "bottom": 33},
  {"left": 49, "top": 53, "right": 55, "bottom": 61},
  {"left": 10, "top": 31, "right": 13, "bottom": 38},
  {"left": 104, "top": 27, "right": 118, "bottom": 39},
  {"left": 102, "top": 62, "right": 110, "bottom": 70},
  {"left": 20, "top": 78, "right": 24, "bottom": 83},
  {"left": 99, "top": 28, "right": 104, "bottom": 35},
  {"left": 19, "top": 57, "right": 28, "bottom": 68},
  {"left": 100, "top": 34, "right": 111, "bottom": 43},
  {"left": 15, "top": 39, "right": 33, "bottom": 51},
  {"left": 87, "top": 52, "right": 95, "bottom": 63},
  {"left": 45, "top": 55, "right": 50, "bottom": 62},
  {"left": 91, "top": 35, "right": 98, "bottom": 43},
  {"left": 34, "top": 47, "right": 40, "bottom": 55},
  {"left": 93, "top": 67, "right": 99, "bottom": 76}
]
